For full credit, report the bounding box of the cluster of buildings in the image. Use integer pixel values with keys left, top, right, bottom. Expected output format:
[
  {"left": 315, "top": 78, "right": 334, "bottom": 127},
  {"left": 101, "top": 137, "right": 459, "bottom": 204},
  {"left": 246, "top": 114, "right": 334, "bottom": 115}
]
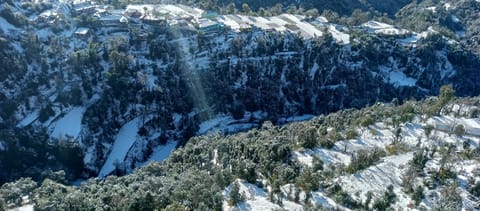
[{"left": 32, "top": 0, "right": 226, "bottom": 40}]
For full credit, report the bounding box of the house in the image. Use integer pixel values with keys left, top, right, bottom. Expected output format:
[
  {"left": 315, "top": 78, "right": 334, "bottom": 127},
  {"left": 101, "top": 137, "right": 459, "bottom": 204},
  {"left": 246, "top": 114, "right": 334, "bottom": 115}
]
[
  {"left": 98, "top": 14, "right": 128, "bottom": 27},
  {"left": 124, "top": 8, "right": 142, "bottom": 18},
  {"left": 197, "top": 18, "right": 222, "bottom": 34},
  {"left": 35, "top": 10, "right": 60, "bottom": 27},
  {"left": 74, "top": 27, "right": 90, "bottom": 39},
  {"left": 72, "top": 1, "right": 96, "bottom": 16},
  {"left": 202, "top": 11, "right": 218, "bottom": 19}
]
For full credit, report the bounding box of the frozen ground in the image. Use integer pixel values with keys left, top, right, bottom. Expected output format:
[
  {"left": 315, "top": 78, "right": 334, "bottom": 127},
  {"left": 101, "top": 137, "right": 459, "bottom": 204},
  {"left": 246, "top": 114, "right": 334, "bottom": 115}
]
[
  {"left": 139, "top": 141, "right": 177, "bottom": 167},
  {"left": 223, "top": 179, "right": 303, "bottom": 211},
  {"left": 49, "top": 107, "right": 85, "bottom": 140},
  {"left": 99, "top": 116, "right": 148, "bottom": 177},
  {"left": 16, "top": 111, "right": 39, "bottom": 128}
]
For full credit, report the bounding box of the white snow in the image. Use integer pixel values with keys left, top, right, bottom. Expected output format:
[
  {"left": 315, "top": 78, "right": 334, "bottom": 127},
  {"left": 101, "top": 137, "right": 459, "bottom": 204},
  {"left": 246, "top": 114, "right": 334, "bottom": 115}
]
[
  {"left": 223, "top": 179, "right": 302, "bottom": 211},
  {"left": 139, "top": 141, "right": 176, "bottom": 166},
  {"left": 0, "top": 17, "right": 19, "bottom": 34},
  {"left": 309, "top": 62, "right": 319, "bottom": 80},
  {"left": 311, "top": 192, "right": 347, "bottom": 210},
  {"left": 426, "top": 6, "right": 437, "bottom": 12},
  {"left": 16, "top": 111, "right": 39, "bottom": 128},
  {"left": 8, "top": 204, "right": 34, "bottom": 211},
  {"left": 198, "top": 115, "right": 233, "bottom": 135},
  {"left": 197, "top": 113, "right": 261, "bottom": 135},
  {"left": 336, "top": 153, "right": 414, "bottom": 208},
  {"left": 286, "top": 114, "right": 314, "bottom": 122},
  {"left": 444, "top": 3, "right": 452, "bottom": 10},
  {"left": 294, "top": 148, "right": 352, "bottom": 167},
  {"left": 362, "top": 20, "right": 410, "bottom": 36},
  {"left": 218, "top": 13, "right": 325, "bottom": 39},
  {"left": 49, "top": 107, "right": 85, "bottom": 140},
  {"left": 99, "top": 116, "right": 147, "bottom": 177},
  {"left": 328, "top": 25, "right": 350, "bottom": 44},
  {"left": 387, "top": 71, "right": 417, "bottom": 87}
]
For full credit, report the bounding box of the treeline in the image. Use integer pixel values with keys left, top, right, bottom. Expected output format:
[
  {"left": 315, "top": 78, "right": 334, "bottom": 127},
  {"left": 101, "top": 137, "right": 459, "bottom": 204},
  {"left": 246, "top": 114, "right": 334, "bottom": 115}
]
[{"left": 1, "top": 93, "right": 478, "bottom": 210}]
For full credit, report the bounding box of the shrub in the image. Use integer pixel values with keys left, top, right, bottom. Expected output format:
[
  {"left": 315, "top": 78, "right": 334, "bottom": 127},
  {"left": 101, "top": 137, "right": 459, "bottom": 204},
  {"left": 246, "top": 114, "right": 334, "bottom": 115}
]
[
  {"left": 346, "top": 149, "right": 386, "bottom": 174},
  {"left": 346, "top": 129, "right": 359, "bottom": 140},
  {"left": 412, "top": 185, "right": 424, "bottom": 206},
  {"left": 453, "top": 124, "right": 465, "bottom": 136},
  {"left": 38, "top": 105, "right": 55, "bottom": 123},
  {"left": 423, "top": 124, "right": 434, "bottom": 139},
  {"left": 300, "top": 128, "right": 317, "bottom": 149},
  {"left": 386, "top": 142, "right": 410, "bottom": 155},
  {"left": 360, "top": 116, "right": 374, "bottom": 127},
  {"left": 318, "top": 137, "right": 335, "bottom": 149},
  {"left": 228, "top": 181, "right": 244, "bottom": 206}
]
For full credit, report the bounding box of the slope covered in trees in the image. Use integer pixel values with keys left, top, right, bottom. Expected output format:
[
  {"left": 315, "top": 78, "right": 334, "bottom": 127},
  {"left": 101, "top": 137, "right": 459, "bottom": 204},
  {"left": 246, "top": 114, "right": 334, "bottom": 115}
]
[{"left": 1, "top": 92, "right": 479, "bottom": 210}]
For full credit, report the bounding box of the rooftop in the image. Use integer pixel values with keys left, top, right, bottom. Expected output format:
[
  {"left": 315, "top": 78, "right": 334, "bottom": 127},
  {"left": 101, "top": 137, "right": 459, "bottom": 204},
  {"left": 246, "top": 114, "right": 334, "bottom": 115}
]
[{"left": 74, "top": 27, "right": 89, "bottom": 35}]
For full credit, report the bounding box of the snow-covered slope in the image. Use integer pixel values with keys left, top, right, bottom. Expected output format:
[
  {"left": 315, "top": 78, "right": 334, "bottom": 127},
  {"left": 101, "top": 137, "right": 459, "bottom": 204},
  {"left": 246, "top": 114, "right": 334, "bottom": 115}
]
[{"left": 99, "top": 116, "right": 149, "bottom": 177}]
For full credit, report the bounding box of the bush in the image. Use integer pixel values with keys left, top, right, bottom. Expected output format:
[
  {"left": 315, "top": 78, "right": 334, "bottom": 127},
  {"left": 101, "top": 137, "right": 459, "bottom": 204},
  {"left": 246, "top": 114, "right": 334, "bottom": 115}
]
[
  {"left": 412, "top": 185, "right": 424, "bottom": 206},
  {"left": 423, "top": 124, "right": 434, "bottom": 139},
  {"left": 318, "top": 137, "right": 335, "bottom": 149},
  {"left": 0, "top": 178, "right": 37, "bottom": 206},
  {"left": 372, "top": 185, "right": 396, "bottom": 210},
  {"left": 453, "top": 124, "right": 465, "bottom": 136},
  {"left": 38, "top": 105, "right": 55, "bottom": 123},
  {"left": 386, "top": 142, "right": 410, "bottom": 155},
  {"left": 346, "top": 149, "right": 386, "bottom": 174},
  {"left": 360, "top": 116, "right": 374, "bottom": 127},
  {"left": 345, "top": 129, "right": 359, "bottom": 140},
  {"left": 299, "top": 128, "right": 317, "bottom": 149},
  {"left": 437, "top": 167, "right": 456, "bottom": 183}
]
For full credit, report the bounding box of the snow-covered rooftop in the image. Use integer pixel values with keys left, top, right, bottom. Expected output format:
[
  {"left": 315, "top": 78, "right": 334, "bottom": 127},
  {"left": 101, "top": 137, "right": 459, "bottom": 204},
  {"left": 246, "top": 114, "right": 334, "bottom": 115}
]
[
  {"left": 362, "top": 20, "right": 410, "bottom": 36},
  {"left": 74, "top": 27, "right": 89, "bottom": 35}
]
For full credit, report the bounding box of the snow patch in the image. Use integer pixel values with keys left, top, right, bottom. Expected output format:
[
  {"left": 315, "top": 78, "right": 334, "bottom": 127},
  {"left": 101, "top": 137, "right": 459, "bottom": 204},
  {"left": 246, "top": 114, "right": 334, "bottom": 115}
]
[
  {"left": 49, "top": 107, "right": 85, "bottom": 140},
  {"left": 139, "top": 141, "right": 176, "bottom": 166},
  {"left": 8, "top": 204, "right": 34, "bottom": 211},
  {"left": 223, "top": 179, "right": 302, "bottom": 211},
  {"left": 336, "top": 153, "right": 413, "bottom": 209},
  {"left": 16, "top": 111, "right": 39, "bottom": 128},
  {"left": 328, "top": 25, "right": 350, "bottom": 44},
  {"left": 0, "top": 17, "right": 19, "bottom": 35},
  {"left": 362, "top": 20, "right": 410, "bottom": 36},
  {"left": 99, "top": 116, "right": 149, "bottom": 177}
]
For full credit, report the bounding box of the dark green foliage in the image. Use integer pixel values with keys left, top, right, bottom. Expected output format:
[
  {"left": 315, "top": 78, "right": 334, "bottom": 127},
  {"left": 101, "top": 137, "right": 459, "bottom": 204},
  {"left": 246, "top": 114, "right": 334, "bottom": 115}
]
[
  {"left": 319, "top": 137, "right": 336, "bottom": 149},
  {"left": 423, "top": 124, "right": 434, "bottom": 139},
  {"left": 300, "top": 128, "right": 317, "bottom": 149},
  {"left": 346, "top": 148, "right": 386, "bottom": 174},
  {"left": 327, "top": 183, "right": 360, "bottom": 209},
  {"left": 0, "top": 100, "right": 18, "bottom": 121},
  {"left": 360, "top": 116, "right": 374, "bottom": 127},
  {"left": 436, "top": 167, "right": 456, "bottom": 184},
  {"left": 312, "top": 156, "right": 324, "bottom": 172},
  {"left": 0, "top": 128, "right": 84, "bottom": 184},
  {"left": 362, "top": 191, "right": 373, "bottom": 210},
  {"left": 38, "top": 104, "right": 55, "bottom": 123},
  {"left": 345, "top": 129, "right": 359, "bottom": 140},
  {"left": 433, "top": 184, "right": 462, "bottom": 211},
  {"left": 228, "top": 181, "right": 243, "bottom": 206},
  {"left": 296, "top": 168, "right": 319, "bottom": 195},
  {"left": 372, "top": 185, "right": 396, "bottom": 211},
  {"left": 412, "top": 185, "right": 424, "bottom": 206},
  {"left": 0, "top": 6, "right": 26, "bottom": 27},
  {"left": 453, "top": 124, "right": 465, "bottom": 136},
  {"left": 411, "top": 149, "right": 429, "bottom": 172},
  {"left": 0, "top": 178, "right": 36, "bottom": 206},
  {"left": 469, "top": 182, "right": 480, "bottom": 197}
]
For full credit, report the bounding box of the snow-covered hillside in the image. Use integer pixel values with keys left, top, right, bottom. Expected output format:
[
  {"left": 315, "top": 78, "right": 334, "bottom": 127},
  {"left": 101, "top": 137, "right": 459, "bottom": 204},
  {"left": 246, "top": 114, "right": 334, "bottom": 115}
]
[{"left": 222, "top": 101, "right": 480, "bottom": 210}]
